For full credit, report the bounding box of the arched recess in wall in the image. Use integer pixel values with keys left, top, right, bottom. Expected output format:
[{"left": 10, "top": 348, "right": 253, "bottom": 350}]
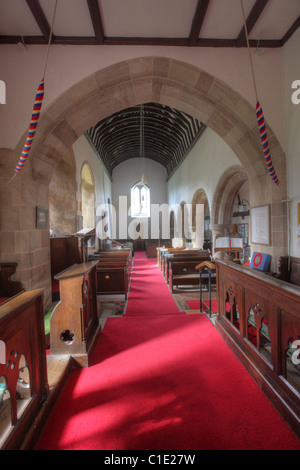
[
  {"left": 49, "top": 148, "right": 77, "bottom": 236},
  {"left": 211, "top": 165, "right": 249, "bottom": 227},
  {"left": 81, "top": 163, "right": 95, "bottom": 230},
  {"left": 191, "top": 189, "right": 211, "bottom": 249}
]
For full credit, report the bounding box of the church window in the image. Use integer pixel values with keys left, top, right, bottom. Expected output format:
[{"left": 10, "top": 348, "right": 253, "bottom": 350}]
[{"left": 131, "top": 182, "right": 150, "bottom": 218}]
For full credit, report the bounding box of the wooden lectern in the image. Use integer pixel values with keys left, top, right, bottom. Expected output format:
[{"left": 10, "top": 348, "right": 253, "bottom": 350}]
[{"left": 50, "top": 262, "right": 101, "bottom": 367}]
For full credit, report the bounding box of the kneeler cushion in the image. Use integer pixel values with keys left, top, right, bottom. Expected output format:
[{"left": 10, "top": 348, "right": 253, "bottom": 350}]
[{"left": 250, "top": 252, "right": 271, "bottom": 272}]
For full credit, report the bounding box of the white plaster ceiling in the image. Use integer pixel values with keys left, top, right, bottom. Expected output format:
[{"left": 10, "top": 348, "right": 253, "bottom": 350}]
[{"left": 0, "top": 0, "right": 299, "bottom": 47}]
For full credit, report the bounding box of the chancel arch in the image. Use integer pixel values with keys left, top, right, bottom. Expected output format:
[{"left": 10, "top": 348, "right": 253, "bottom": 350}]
[
  {"left": 0, "top": 57, "right": 287, "bottom": 299},
  {"left": 13, "top": 57, "right": 286, "bottom": 197}
]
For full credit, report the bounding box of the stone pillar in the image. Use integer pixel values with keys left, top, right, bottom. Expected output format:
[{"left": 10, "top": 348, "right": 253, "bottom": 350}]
[
  {"left": 0, "top": 149, "right": 52, "bottom": 308},
  {"left": 210, "top": 224, "right": 232, "bottom": 260}
]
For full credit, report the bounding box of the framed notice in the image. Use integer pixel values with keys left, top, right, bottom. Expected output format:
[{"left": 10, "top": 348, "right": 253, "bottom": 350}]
[
  {"left": 250, "top": 205, "right": 270, "bottom": 245},
  {"left": 36, "top": 207, "right": 48, "bottom": 229}
]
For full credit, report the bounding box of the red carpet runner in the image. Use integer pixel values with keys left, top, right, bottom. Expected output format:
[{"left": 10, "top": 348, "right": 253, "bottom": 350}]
[
  {"left": 36, "top": 252, "right": 300, "bottom": 450},
  {"left": 125, "top": 251, "right": 181, "bottom": 316}
]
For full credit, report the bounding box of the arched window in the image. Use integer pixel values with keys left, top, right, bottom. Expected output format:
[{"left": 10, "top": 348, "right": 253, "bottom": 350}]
[{"left": 131, "top": 182, "right": 150, "bottom": 218}]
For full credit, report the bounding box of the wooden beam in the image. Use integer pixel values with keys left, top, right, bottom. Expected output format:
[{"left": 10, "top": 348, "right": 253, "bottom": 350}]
[
  {"left": 0, "top": 34, "right": 284, "bottom": 48},
  {"left": 189, "top": 0, "right": 210, "bottom": 45},
  {"left": 281, "top": 16, "right": 300, "bottom": 46},
  {"left": 87, "top": 0, "right": 105, "bottom": 44},
  {"left": 25, "top": 0, "right": 51, "bottom": 42},
  {"left": 104, "top": 36, "right": 190, "bottom": 47},
  {"left": 236, "top": 0, "right": 269, "bottom": 46}
]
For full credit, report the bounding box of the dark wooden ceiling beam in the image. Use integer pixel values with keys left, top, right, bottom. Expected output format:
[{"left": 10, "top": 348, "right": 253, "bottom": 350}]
[
  {"left": 189, "top": 0, "right": 210, "bottom": 45},
  {"left": 104, "top": 37, "right": 190, "bottom": 47},
  {"left": 0, "top": 35, "right": 48, "bottom": 45},
  {"left": 87, "top": 0, "right": 105, "bottom": 44},
  {"left": 25, "top": 0, "right": 51, "bottom": 42},
  {"left": 0, "top": 35, "right": 283, "bottom": 48},
  {"left": 236, "top": 0, "right": 269, "bottom": 46},
  {"left": 281, "top": 16, "right": 300, "bottom": 46}
]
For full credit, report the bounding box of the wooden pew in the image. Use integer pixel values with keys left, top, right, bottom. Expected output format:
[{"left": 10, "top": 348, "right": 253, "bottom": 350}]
[
  {"left": 0, "top": 263, "right": 24, "bottom": 303},
  {"left": 92, "top": 249, "right": 133, "bottom": 269},
  {"left": 164, "top": 251, "right": 211, "bottom": 283},
  {"left": 95, "top": 262, "right": 130, "bottom": 299},
  {"left": 89, "top": 251, "right": 132, "bottom": 299},
  {"left": 168, "top": 255, "right": 212, "bottom": 293},
  {"left": 159, "top": 248, "right": 187, "bottom": 272}
]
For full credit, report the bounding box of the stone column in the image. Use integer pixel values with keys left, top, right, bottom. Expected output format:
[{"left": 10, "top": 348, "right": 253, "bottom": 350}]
[
  {"left": 210, "top": 224, "right": 233, "bottom": 259},
  {"left": 0, "top": 149, "right": 52, "bottom": 308}
]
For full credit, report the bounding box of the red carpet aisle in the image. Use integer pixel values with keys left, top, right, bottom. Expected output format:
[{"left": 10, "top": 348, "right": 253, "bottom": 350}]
[
  {"left": 125, "top": 251, "right": 181, "bottom": 316},
  {"left": 35, "top": 252, "right": 300, "bottom": 450}
]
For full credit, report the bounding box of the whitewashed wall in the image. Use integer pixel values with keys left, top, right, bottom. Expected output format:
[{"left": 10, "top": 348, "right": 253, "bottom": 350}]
[
  {"left": 111, "top": 157, "right": 168, "bottom": 240},
  {"left": 167, "top": 127, "right": 241, "bottom": 210},
  {"left": 282, "top": 28, "right": 300, "bottom": 257}
]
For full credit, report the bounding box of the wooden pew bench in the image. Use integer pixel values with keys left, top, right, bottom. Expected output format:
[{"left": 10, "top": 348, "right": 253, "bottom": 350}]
[
  {"left": 164, "top": 252, "right": 211, "bottom": 283},
  {"left": 169, "top": 257, "right": 213, "bottom": 293},
  {"left": 91, "top": 249, "right": 133, "bottom": 270},
  {"left": 89, "top": 250, "right": 132, "bottom": 299},
  {"left": 0, "top": 263, "right": 24, "bottom": 304},
  {"left": 96, "top": 262, "right": 130, "bottom": 299},
  {"left": 160, "top": 249, "right": 201, "bottom": 273},
  {"left": 160, "top": 248, "right": 194, "bottom": 273}
]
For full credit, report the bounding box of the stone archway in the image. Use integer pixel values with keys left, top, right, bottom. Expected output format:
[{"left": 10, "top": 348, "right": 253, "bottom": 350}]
[
  {"left": 211, "top": 165, "right": 249, "bottom": 227},
  {"left": 0, "top": 57, "right": 287, "bottom": 302},
  {"left": 210, "top": 165, "right": 249, "bottom": 258},
  {"left": 12, "top": 57, "right": 286, "bottom": 195}
]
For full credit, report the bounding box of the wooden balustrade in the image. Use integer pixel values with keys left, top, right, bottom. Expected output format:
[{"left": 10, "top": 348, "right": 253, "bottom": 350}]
[
  {"left": 0, "top": 290, "right": 48, "bottom": 449},
  {"left": 215, "top": 260, "right": 300, "bottom": 438}
]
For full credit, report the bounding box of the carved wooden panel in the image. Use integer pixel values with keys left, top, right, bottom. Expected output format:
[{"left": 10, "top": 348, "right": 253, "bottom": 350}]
[{"left": 216, "top": 260, "right": 300, "bottom": 438}]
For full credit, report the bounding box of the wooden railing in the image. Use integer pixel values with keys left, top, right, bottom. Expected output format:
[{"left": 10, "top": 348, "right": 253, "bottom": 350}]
[
  {"left": 215, "top": 260, "right": 300, "bottom": 438},
  {"left": 0, "top": 290, "right": 48, "bottom": 449}
]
